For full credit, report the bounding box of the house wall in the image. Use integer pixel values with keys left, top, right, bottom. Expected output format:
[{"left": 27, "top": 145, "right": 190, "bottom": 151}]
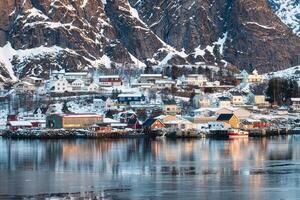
[{"left": 62, "top": 116, "right": 102, "bottom": 129}]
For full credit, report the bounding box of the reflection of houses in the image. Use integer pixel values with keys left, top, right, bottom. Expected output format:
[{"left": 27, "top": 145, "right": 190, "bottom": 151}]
[
  {"left": 216, "top": 114, "right": 240, "bottom": 128},
  {"left": 99, "top": 75, "right": 122, "bottom": 87},
  {"left": 46, "top": 113, "right": 102, "bottom": 129}
]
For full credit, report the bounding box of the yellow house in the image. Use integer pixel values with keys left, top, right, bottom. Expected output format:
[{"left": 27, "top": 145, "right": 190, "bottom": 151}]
[
  {"left": 216, "top": 114, "right": 240, "bottom": 128},
  {"left": 156, "top": 115, "right": 196, "bottom": 130},
  {"left": 254, "top": 95, "right": 269, "bottom": 105}
]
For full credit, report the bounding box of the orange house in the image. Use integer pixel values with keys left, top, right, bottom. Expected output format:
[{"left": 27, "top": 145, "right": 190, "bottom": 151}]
[
  {"left": 216, "top": 114, "right": 240, "bottom": 129},
  {"left": 142, "top": 118, "right": 165, "bottom": 131}
]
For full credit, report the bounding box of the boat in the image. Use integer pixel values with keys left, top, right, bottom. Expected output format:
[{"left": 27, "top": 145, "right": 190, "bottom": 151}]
[{"left": 228, "top": 129, "right": 249, "bottom": 139}]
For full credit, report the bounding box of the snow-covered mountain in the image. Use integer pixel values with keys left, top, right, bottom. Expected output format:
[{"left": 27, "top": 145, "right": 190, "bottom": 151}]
[
  {"left": 268, "top": 0, "right": 300, "bottom": 37},
  {"left": 0, "top": 0, "right": 299, "bottom": 82}
]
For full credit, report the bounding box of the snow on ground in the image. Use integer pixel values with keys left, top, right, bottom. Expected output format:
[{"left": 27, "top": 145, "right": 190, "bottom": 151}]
[
  {"left": 267, "top": 65, "right": 300, "bottom": 83},
  {"left": 268, "top": 0, "right": 300, "bottom": 36},
  {"left": 0, "top": 42, "right": 81, "bottom": 81}
]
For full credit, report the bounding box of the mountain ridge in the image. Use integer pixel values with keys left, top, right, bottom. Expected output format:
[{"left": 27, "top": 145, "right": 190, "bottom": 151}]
[{"left": 0, "top": 0, "right": 299, "bottom": 82}]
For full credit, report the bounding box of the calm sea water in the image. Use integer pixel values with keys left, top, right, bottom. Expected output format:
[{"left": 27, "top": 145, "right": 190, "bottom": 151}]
[{"left": 0, "top": 136, "right": 300, "bottom": 199}]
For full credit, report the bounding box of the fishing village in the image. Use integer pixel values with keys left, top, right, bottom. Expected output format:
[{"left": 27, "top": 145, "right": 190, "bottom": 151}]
[{"left": 1, "top": 67, "right": 300, "bottom": 139}]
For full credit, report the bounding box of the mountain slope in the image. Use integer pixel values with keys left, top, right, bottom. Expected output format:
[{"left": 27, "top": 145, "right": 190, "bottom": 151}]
[
  {"left": 0, "top": 0, "right": 299, "bottom": 82},
  {"left": 268, "top": 0, "right": 300, "bottom": 36},
  {"left": 130, "top": 0, "right": 300, "bottom": 72}
]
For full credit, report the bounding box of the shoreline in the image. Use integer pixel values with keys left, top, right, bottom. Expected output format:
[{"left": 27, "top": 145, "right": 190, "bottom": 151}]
[{"left": 1, "top": 128, "right": 298, "bottom": 140}]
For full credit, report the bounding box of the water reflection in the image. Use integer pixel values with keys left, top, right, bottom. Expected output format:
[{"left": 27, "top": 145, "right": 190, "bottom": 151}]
[{"left": 0, "top": 136, "right": 300, "bottom": 199}]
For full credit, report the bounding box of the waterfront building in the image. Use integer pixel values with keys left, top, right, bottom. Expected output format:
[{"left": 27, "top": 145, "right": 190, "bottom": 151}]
[
  {"left": 216, "top": 113, "right": 240, "bottom": 128},
  {"left": 142, "top": 118, "right": 165, "bottom": 131},
  {"left": 46, "top": 113, "right": 102, "bottom": 129}
]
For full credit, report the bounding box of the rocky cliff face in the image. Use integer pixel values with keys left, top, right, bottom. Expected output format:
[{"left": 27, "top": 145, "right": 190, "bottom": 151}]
[{"left": 0, "top": 0, "right": 299, "bottom": 82}]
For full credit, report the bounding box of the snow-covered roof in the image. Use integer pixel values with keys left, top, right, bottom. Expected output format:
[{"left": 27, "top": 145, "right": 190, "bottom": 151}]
[
  {"left": 65, "top": 72, "right": 88, "bottom": 76},
  {"left": 140, "top": 74, "right": 162, "bottom": 77},
  {"left": 118, "top": 93, "right": 143, "bottom": 98},
  {"left": 55, "top": 113, "right": 102, "bottom": 118},
  {"left": 28, "top": 77, "right": 43, "bottom": 80},
  {"left": 103, "top": 118, "right": 119, "bottom": 123},
  {"left": 99, "top": 75, "right": 120, "bottom": 79},
  {"left": 291, "top": 98, "right": 300, "bottom": 101},
  {"left": 8, "top": 121, "right": 32, "bottom": 126}
]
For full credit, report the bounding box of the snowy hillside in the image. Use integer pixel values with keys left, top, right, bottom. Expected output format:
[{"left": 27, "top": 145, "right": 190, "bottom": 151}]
[{"left": 268, "top": 0, "right": 300, "bottom": 36}]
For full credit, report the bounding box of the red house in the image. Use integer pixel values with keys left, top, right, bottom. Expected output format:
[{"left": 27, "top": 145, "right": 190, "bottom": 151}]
[
  {"left": 7, "top": 115, "right": 17, "bottom": 122},
  {"left": 127, "top": 118, "right": 142, "bottom": 130},
  {"left": 99, "top": 75, "right": 123, "bottom": 87}
]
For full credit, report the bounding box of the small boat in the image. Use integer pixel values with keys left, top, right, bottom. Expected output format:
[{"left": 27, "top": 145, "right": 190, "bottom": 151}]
[{"left": 228, "top": 129, "right": 249, "bottom": 139}]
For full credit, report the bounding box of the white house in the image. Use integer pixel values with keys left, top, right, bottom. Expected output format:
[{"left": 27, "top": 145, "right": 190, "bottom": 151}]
[
  {"left": 247, "top": 70, "right": 264, "bottom": 83},
  {"left": 70, "top": 79, "right": 85, "bottom": 92},
  {"left": 155, "top": 80, "right": 175, "bottom": 89},
  {"left": 139, "top": 74, "right": 164, "bottom": 83},
  {"left": 88, "top": 83, "right": 99, "bottom": 92},
  {"left": 218, "top": 97, "right": 231, "bottom": 108},
  {"left": 52, "top": 76, "right": 69, "bottom": 93},
  {"left": 183, "top": 74, "right": 208, "bottom": 86},
  {"left": 208, "top": 121, "right": 231, "bottom": 130},
  {"left": 33, "top": 107, "right": 48, "bottom": 119},
  {"left": 291, "top": 98, "right": 300, "bottom": 111},
  {"left": 231, "top": 92, "right": 244, "bottom": 106}
]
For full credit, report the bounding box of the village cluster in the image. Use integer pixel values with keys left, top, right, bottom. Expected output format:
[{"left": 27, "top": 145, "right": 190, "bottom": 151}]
[{"left": 0, "top": 67, "right": 300, "bottom": 138}]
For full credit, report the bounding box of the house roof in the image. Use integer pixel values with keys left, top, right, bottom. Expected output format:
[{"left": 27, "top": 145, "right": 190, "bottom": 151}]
[
  {"left": 230, "top": 91, "right": 243, "bottom": 96},
  {"left": 218, "top": 96, "right": 231, "bottom": 101},
  {"left": 99, "top": 75, "right": 121, "bottom": 79},
  {"left": 163, "top": 99, "right": 177, "bottom": 105},
  {"left": 143, "top": 118, "right": 163, "bottom": 127},
  {"left": 34, "top": 107, "right": 48, "bottom": 114},
  {"left": 128, "top": 118, "right": 140, "bottom": 125},
  {"left": 140, "top": 74, "right": 162, "bottom": 78},
  {"left": 217, "top": 114, "right": 235, "bottom": 121},
  {"left": 8, "top": 121, "right": 32, "bottom": 126}
]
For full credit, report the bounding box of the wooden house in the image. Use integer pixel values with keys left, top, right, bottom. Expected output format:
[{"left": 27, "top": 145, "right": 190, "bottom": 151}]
[
  {"left": 46, "top": 113, "right": 102, "bottom": 129},
  {"left": 142, "top": 118, "right": 165, "bottom": 131},
  {"left": 216, "top": 114, "right": 240, "bottom": 128}
]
